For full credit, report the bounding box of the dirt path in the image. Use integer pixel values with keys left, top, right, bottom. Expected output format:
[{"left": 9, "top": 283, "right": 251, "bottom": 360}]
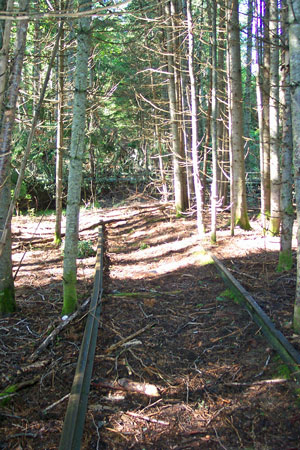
[{"left": 1, "top": 201, "right": 300, "bottom": 449}]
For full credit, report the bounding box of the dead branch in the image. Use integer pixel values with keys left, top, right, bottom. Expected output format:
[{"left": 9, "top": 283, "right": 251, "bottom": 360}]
[
  {"left": 104, "top": 322, "right": 156, "bottom": 354},
  {"left": 92, "top": 377, "right": 161, "bottom": 397},
  {"left": 126, "top": 411, "right": 169, "bottom": 426},
  {"left": 28, "top": 297, "right": 91, "bottom": 362}
]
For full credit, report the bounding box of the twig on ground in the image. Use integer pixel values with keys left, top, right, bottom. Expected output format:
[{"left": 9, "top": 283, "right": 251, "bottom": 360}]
[
  {"left": 92, "top": 377, "right": 161, "bottom": 397},
  {"left": 126, "top": 411, "right": 169, "bottom": 426},
  {"left": 104, "top": 322, "right": 156, "bottom": 354},
  {"left": 42, "top": 393, "right": 70, "bottom": 414},
  {"left": 28, "top": 297, "right": 91, "bottom": 362}
]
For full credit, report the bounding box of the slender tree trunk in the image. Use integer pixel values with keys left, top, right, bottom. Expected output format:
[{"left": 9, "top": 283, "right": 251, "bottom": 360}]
[
  {"left": 269, "top": 0, "right": 281, "bottom": 235},
  {"left": 244, "top": 0, "right": 253, "bottom": 154},
  {"left": 211, "top": 0, "right": 218, "bottom": 242},
  {"left": 289, "top": 0, "right": 300, "bottom": 333},
  {"left": 55, "top": 17, "right": 65, "bottom": 245},
  {"left": 62, "top": 0, "right": 91, "bottom": 315},
  {"left": 259, "top": 0, "right": 271, "bottom": 231},
  {"left": 0, "top": 0, "right": 29, "bottom": 315},
  {"left": 278, "top": 0, "right": 294, "bottom": 272},
  {"left": 0, "top": 0, "right": 13, "bottom": 116},
  {"left": 227, "top": 0, "right": 250, "bottom": 231},
  {"left": 217, "top": 0, "right": 229, "bottom": 206},
  {"left": 165, "top": 0, "right": 188, "bottom": 213},
  {"left": 187, "top": 0, "right": 205, "bottom": 235}
]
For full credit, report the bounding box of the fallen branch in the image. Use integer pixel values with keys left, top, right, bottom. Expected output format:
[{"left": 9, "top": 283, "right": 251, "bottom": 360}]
[
  {"left": 104, "top": 322, "right": 156, "bottom": 354},
  {"left": 126, "top": 411, "right": 169, "bottom": 426},
  {"left": 92, "top": 377, "right": 161, "bottom": 397},
  {"left": 28, "top": 297, "right": 91, "bottom": 362},
  {"left": 224, "top": 378, "right": 292, "bottom": 387},
  {"left": 1, "top": 359, "right": 50, "bottom": 384},
  {"left": 42, "top": 393, "right": 70, "bottom": 414},
  {"left": 1, "top": 376, "right": 40, "bottom": 405}
]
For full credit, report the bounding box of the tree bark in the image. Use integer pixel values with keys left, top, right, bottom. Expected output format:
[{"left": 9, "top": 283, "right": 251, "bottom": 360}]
[
  {"left": 278, "top": 0, "right": 294, "bottom": 272},
  {"left": 289, "top": 0, "right": 300, "bottom": 333},
  {"left": 55, "top": 15, "right": 65, "bottom": 245},
  {"left": 187, "top": 0, "right": 205, "bottom": 235},
  {"left": 164, "top": 0, "right": 188, "bottom": 214},
  {"left": 269, "top": 0, "right": 281, "bottom": 235},
  {"left": 227, "top": 0, "right": 250, "bottom": 231},
  {"left": 62, "top": 0, "right": 91, "bottom": 315},
  {"left": 0, "top": 0, "right": 29, "bottom": 315},
  {"left": 211, "top": 0, "right": 218, "bottom": 242}
]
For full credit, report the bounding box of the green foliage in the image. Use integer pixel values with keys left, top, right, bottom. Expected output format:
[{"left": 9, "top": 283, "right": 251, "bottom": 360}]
[
  {"left": 218, "top": 289, "right": 240, "bottom": 304},
  {"left": 140, "top": 242, "right": 150, "bottom": 250},
  {"left": 77, "top": 240, "right": 96, "bottom": 259}
]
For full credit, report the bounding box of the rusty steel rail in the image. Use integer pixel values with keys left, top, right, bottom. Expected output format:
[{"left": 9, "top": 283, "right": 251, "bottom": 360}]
[
  {"left": 59, "top": 226, "right": 105, "bottom": 450},
  {"left": 211, "top": 253, "right": 300, "bottom": 380}
]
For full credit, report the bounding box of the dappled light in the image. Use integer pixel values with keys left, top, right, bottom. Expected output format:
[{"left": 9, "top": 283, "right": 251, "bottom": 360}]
[{"left": 1, "top": 201, "right": 299, "bottom": 449}]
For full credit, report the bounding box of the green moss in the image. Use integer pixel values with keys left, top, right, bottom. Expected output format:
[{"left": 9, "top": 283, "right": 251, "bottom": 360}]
[
  {"left": 284, "top": 203, "right": 294, "bottom": 216},
  {"left": 0, "top": 286, "right": 16, "bottom": 316},
  {"left": 277, "top": 249, "right": 293, "bottom": 272},
  {"left": 218, "top": 289, "right": 240, "bottom": 304},
  {"left": 193, "top": 249, "right": 214, "bottom": 266},
  {"left": 62, "top": 271, "right": 77, "bottom": 315},
  {"left": 210, "top": 231, "right": 217, "bottom": 244},
  {"left": 268, "top": 217, "right": 280, "bottom": 237},
  {"left": 53, "top": 232, "right": 62, "bottom": 246},
  {"left": 293, "top": 304, "right": 300, "bottom": 334},
  {"left": 235, "top": 212, "right": 251, "bottom": 231},
  {"left": 0, "top": 384, "right": 17, "bottom": 406}
]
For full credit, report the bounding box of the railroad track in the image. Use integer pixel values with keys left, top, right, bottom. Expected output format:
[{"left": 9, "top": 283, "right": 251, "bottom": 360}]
[
  {"left": 59, "top": 226, "right": 105, "bottom": 450},
  {"left": 57, "top": 221, "right": 300, "bottom": 448}
]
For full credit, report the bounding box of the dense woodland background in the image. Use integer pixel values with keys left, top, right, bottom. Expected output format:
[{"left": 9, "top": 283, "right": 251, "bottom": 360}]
[{"left": 0, "top": 0, "right": 300, "bottom": 331}]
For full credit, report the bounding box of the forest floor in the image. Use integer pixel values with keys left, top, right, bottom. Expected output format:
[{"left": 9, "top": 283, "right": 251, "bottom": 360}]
[{"left": 1, "top": 197, "right": 300, "bottom": 449}]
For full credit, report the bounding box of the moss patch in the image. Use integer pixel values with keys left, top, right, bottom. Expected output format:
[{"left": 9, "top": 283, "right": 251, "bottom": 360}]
[
  {"left": 0, "top": 285, "right": 16, "bottom": 316},
  {"left": 277, "top": 249, "right": 293, "bottom": 272},
  {"left": 62, "top": 271, "right": 78, "bottom": 315}
]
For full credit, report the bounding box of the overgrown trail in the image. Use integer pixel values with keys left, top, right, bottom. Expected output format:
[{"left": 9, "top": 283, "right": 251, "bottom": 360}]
[
  {"left": 86, "top": 203, "right": 300, "bottom": 449},
  {"left": 1, "top": 201, "right": 299, "bottom": 449}
]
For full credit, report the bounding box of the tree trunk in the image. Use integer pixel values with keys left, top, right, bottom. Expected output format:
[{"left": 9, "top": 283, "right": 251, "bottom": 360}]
[
  {"left": 217, "top": 0, "right": 229, "bottom": 207},
  {"left": 269, "top": 0, "right": 281, "bottom": 235},
  {"left": 55, "top": 18, "right": 65, "bottom": 245},
  {"left": 257, "top": 0, "right": 271, "bottom": 231},
  {"left": 0, "top": 0, "right": 29, "bottom": 315},
  {"left": 62, "top": 0, "right": 91, "bottom": 315},
  {"left": 227, "top": 0, "right": 250, "bottom": 231},
  {"left": 289, "top": 0, "right": 300, "bottom": 333},
  {"left": 244, "top": 0, "right": 253, "bottom": 143},
  {"left": 0, "top": 0, "right": 13, "bottom": 116},
  {"left": 187, "top": 0, "right": 205, "bottom": 235},
  {"left": 278, "top": 0, "right": 294, "bottom": 272},
  {"left": 165, "top": 0, "right": 188, "bottom": 214},
  {"left": 211, "top": 0, "right": 218, "bottom": 242}
]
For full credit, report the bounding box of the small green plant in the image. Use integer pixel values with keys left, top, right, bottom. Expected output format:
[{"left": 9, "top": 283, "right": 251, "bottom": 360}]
[
  {"left": 77, "top": 240, "right": 96, "bottom": 259},
  {"left": 140, "top": 242, "right": 150, "bottom": 250},
  {"left": 217, "top": 288, "right": 240, "bottom": 304}
]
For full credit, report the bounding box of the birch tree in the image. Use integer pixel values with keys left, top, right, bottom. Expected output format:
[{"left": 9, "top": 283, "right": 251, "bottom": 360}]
[
  {"left": 289, "top": 0, "right": 300, "bottom": 333},
  {"left": 62, "top": 0, "right": 91, "bottom": 315}
]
